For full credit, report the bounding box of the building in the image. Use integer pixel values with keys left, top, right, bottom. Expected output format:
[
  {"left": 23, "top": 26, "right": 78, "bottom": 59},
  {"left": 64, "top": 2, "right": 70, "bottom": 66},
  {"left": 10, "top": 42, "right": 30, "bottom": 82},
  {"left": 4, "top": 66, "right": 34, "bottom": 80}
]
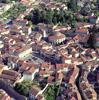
[
  {"left": 88, "top": 16, "right": 99, "bottom": 24},
  {"left": 94, "top": 33, "right": 99, "bottom": 47},
  {"left": 0, "top": 70, "right": 21, "bottom": 84},
  {"left": 45, "top": 2, "right": 68, "bottom": 11},
  {"left": 23, "top": 66, "right": 39, "bottom": 81},
  {"left": 0, "top": 89, "right": 11, "bottom": 100},
  {"left": 48, "top": 32, "right": 66, "bottom": 44}
]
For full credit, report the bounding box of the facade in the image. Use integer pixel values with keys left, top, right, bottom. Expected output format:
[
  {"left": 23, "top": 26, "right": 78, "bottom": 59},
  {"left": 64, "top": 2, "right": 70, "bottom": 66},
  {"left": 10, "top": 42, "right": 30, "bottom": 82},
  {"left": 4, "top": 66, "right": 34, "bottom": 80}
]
[
  {"left": 23, "top": 68, "right": 39, "bottom": 81},
  {"left": 89, "top": 16, "right": 99, "bottom": 24},
  {"left": 94, "top": 33, "right": 99, "bottom": 47}
]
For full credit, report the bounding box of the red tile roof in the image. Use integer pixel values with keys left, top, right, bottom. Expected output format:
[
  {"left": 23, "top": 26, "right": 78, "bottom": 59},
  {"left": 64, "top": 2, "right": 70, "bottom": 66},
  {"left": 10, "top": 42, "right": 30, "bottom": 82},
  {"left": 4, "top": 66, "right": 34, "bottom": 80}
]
[{"left": 76, "top": 29, "right": 88, "bottom": 33}]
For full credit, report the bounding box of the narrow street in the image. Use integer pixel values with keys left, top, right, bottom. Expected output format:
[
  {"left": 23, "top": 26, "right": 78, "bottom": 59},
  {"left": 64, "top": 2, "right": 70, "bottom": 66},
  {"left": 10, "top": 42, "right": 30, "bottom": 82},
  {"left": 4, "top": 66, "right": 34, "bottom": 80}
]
[{"left": 76, "top": 66, "right": 85, "bottom": 100}]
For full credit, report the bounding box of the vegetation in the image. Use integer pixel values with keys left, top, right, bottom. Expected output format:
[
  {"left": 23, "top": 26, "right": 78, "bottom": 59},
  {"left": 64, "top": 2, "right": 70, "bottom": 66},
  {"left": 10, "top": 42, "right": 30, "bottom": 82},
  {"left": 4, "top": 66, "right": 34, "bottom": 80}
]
[
  {"left": 80, "top": 3, "right": 92, "bottom": 16},
  {"left": 25, "top": 8, "right": 77, "bottom": 27},
  {"left": 0, "top": 3, "right": 26, "bottom": 20},
  {"left": 44, "top": 84, "right": 60, "bottom": 100},
  {"left": 97, "top": 0, "right": 99, "bottom": 9},
  {"left": 68, "top": 0, "right": 77, "bottom": 12},
  {"left": 14, "top": 81, "right": 33, "bottom": 97},
  {"left": 0, "top": 0, "right": 19, "bottom": 3}
]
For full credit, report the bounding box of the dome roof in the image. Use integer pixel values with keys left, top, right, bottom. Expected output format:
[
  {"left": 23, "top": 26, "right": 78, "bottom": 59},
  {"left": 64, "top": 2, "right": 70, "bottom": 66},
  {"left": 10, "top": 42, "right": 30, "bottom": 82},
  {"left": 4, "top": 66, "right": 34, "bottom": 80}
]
[{"left": 49, "top": 32, "right": 65, "bottom": 42}]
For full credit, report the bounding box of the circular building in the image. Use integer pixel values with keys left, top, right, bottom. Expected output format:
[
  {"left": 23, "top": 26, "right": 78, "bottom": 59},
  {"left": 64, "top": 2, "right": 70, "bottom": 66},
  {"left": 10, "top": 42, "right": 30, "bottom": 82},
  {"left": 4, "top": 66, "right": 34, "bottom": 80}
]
[{"left": 48, "top": 32, "right": 66, "bottom": 44}]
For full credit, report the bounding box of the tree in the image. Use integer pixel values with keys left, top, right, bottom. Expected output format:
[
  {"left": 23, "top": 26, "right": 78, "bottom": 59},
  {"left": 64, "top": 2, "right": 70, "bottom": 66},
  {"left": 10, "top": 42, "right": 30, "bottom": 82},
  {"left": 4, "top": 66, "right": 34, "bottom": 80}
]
[
  {"left": 14, "top": 81, "right": 32, "bottom": 97},
  {"left": 68, "top": 0, "right": 77, "bottom": 12},
  {"left": 97, "top": 0, "right": 99, "bottom": 9},
  {"left": 45, "top": 9, "right": 53, "bottom": 24},
  {"left": 44, "top": 84, "right": 60, "bottom": 100},
  {"left": 80, "top": 3, "right": 92, "bottom": 16},
  {"left": 0, "top": 0, "right": 11, "bottom": 3},
  {"left": 32, "top": 9, "right": 42, "bottom": 24},
  {"left": 25, "top": 8, "right": 77, "bottom": 25},
  {"left": 40, "top": 10, "right": 46, "bottom": 23},
  {"left": 53, "top": 17, "right": 57, "bottom": 24},
  {"left": 59, "top": 8, "right": 66, "bottom": 24}
]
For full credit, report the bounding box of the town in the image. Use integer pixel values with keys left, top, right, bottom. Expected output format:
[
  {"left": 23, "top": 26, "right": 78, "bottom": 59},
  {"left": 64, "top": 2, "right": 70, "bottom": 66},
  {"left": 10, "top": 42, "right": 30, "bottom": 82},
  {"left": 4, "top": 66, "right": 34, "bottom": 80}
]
[{"left": 0, "top": 0, "right": 99, "bottom": 100}]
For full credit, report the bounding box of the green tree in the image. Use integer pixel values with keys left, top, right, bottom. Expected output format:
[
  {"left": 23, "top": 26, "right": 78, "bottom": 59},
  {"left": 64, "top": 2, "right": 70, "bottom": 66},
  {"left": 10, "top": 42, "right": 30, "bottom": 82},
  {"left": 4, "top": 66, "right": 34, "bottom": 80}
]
[
  {"left": 97, "top": 0, "right": 99, "bottom": 9},
  {"left": 46, "top": 9, "right": 53, "bottom": 24},
  {"left": 14, "top": 81, "right": 32, "bottom": 97},
  {"left": 32, "top": 9, "right": 42, "bottom": 24},
  {"left": 53, "top": 17, "right": 57, "bottom": 24},
  {"left": 59, "top": 8, "right": 66, "bottom": 24},
  {"left": 1, "top": 0, "right": 11, "bottom": 3},
  {"left": 44, "top": 84, "right": 60, "bottom": 100},
  {"left": 41, "top": 10, "right": 46, "bottom": 23},
  {"left": 68, "top": 0, "right": 77, "bottom": 12}
]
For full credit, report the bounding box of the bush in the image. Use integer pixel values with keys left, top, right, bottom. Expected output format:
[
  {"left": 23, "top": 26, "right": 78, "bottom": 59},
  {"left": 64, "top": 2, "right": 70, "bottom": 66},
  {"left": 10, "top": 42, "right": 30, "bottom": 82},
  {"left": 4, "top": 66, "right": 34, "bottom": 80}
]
[
  {"left": 26, "top": 8, "right": 77, "bottom": 27},
  {"left": 0, "top": 3, "right": 26, "bottom": 20},
  {"left": 14, "top": 81, "right": 32, "bottom": 97}
]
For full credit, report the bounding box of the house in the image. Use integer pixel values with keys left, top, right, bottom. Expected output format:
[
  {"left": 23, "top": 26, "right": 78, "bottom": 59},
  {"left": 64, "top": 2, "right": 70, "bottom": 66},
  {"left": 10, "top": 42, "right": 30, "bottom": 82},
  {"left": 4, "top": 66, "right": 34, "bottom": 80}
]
[
  {"left": 20, "top": 26, "right": 32, "bottom": 35},
  {"left": 0, "top": 89, "right": 11, "bottom": 100},
  {"left": 18, "top": 47, "right": 32, "bottom": 58},
  {"left": 47, "top": 76, "right": 55, "bottom": 83},
  {"left": 53, "top": 25, "right": 71, "bottom": 33},
  {"left": 21, "top": 0, "right": 35, "bottom": 5},
  {"left": 57, "top": 72, "right": 64, "bottom": 81},
  {"left": 39, "top": 70, "right": 51, "bottom": 77},
  {"left": 56, "top": 64, "right": 74, "bottom": 72},
  {"left": 88, "top": 16, "right": 99, "bottom": 24},
  {"left": 13, "top": 19, "right": 28, "bottom": 27},
  {"left": 41, "top": 62, "right": 52, "bottom": 70},
  {"left": 97, "top": 73, "right": 99, "bottom": 83},
  {"left": 9, "top": 28, "right": 21, "bottom": 35},
  {"left": 0, "top": 28, "right": 9, "bottom": 35},
  {"left": 76, "top": 22, "right": 93, "bottom": 29},
  {"left": 91, "top": 51, "right": 97, "bottom": 60},
  {"left": 0, "top": 64, "right": 8, "bottom": 75},
  {"left": 23, "top": 66, "right": 39, "bottom": 81},
  {"left": 37, "top": 23, "right": 48, "bottom": 38},
  {"left": 73, "top": 33, "right": 90, "bottom": 44},
  {"left": 75, "top": 29, "right": 89, "bottom": 35},
  {"left": 8, "top": 39, "right": 16, "bottom": 46},
  {"left": 29, "top": 86, "right": 44, "bottom": 100},
  {"left": 7, "top": 55, "right": 19, "bottom": 69},
  {"left": 0, "top": 70, "right": 21, "bottom": 84},
  {"left": 61, "top": 56, "right": 72, "bottom": 64},
  {"left": 41, "top": 43, "right": 52, "bottom": 50},
  {"left": 34, "top": 32, "right": 43, "bottom": 41},
  {"left": 74, "top": 29, "right": 90, "bottom": 44},
  {"left": 16, "top": 45, "right": 32, "bottom": 59},
  {"left": 46, "top": 2, "right": 68, "bottom": 11},
  {"left": 93, "top": 33, "right": 99, "bottom": 48},
  {"left": 0, "top": 40, "right": 4, "bottom": 51}
]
